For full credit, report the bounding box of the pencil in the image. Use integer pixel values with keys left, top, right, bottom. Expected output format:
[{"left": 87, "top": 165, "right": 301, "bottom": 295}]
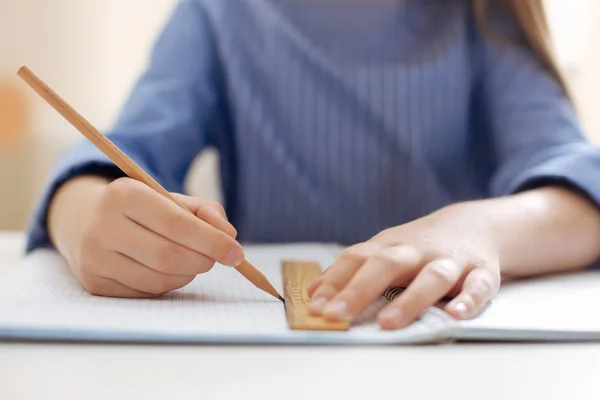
[{"left": 18, "top": 65, "right": 283, "bottom": 302}]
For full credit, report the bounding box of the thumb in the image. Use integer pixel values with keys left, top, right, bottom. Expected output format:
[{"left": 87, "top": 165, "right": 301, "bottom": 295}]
[{"left": 173, "top": 194, "right": 238, "bottom": 239}]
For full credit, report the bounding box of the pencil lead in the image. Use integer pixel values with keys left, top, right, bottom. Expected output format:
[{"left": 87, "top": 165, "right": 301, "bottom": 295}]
[{"left": 279, "top": 296, "right": 285, "bottom": 303}]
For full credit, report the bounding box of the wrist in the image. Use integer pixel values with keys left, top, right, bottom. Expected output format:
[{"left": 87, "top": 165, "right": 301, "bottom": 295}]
[
  {"left": 48, "top": 175, "right": 110, "bottom": 263},
  {"left": 477, "top": 186, "right": 600, "bottom": 275}
]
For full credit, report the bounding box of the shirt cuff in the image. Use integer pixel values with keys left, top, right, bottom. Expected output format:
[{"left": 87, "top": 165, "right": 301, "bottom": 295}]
[
  {"left": 25, "top": 139, "right": 150, "bottom": 253},
  {"left": 498, "top": 144, "right": 600, "bottom": 210}
]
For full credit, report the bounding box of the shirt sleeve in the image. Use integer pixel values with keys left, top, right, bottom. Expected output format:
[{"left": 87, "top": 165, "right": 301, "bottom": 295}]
[
  {"left": 26, "top": 0, "right": 224, "bottom": 252},
  {"left": 480, "top": 19, "right": 600, "bottom": 209}
]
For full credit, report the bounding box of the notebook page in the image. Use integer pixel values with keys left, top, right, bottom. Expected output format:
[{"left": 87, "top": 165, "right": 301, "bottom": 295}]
[
  {"left": 456, "top": 271, "right": 600, "bottom": 336},
  {"left": 0, "top": 244, "right": 442, "bottom": 345}
]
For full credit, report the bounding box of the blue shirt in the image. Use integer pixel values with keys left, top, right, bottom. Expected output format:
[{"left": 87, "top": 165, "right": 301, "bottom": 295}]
[{"left": 26, "top": 0, "right": 600, "bottom": 252}]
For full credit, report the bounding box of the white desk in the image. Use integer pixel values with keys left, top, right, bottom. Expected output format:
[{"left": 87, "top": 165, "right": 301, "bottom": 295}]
[{"left": 1, "top": 231, "right": 599, "bottom": 400}]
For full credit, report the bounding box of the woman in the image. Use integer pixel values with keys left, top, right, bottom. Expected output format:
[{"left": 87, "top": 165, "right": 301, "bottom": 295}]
[{"left": 28, "top": 0, "right": 600, "bottom": 330}]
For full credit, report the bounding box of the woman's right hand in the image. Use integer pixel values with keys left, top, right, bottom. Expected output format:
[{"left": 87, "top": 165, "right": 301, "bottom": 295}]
[{"left": 48, "top": 176, "right": 244, "bottom": 298}]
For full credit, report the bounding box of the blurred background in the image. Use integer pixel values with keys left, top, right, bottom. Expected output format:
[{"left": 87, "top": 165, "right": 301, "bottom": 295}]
[{"left": 0, "top": 0, "right": 599, "bottom": 232}]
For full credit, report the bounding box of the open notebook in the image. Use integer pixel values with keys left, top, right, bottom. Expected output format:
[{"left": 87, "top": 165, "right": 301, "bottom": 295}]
[{"left": 1, "top": 243, "right": 600, "bottom": 344}]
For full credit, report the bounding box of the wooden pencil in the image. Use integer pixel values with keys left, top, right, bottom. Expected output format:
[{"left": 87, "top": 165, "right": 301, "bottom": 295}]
[{"left": 17, "top": 65, "right": 283, "bottom": 302}]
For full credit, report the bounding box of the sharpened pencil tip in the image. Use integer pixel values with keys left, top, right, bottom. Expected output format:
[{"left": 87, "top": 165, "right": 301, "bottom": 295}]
[{"left": 279, "top": 296, "right": 285, "bottom": 303}]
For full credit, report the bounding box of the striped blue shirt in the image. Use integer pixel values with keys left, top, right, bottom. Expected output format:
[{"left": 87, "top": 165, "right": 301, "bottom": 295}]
[{"left": 26, "top": 0, "right": 600, "bottom": 251}]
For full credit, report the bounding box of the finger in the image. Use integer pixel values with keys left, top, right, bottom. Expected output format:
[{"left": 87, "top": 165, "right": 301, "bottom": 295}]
[
  {"left": 113, "top": 214, "right": 215, "bottom": 275},
  {"left": 306, "top": 263, "right": 336, "bottom": 298},
  {"left": 445, "top": 267, "right": 500, "bottom": 320},
  {"left": 97, "top": 251, "right": 196, "bottom": 296},
  {"left": 306, "top": 277, "right": 324, "bottom": 298},
  {"left": 174, "top": 194, "right": 237, "bottom": 239},
  {"left": 378, "top": 258, "right": 463, "bottom": 330},
  {"left": 308, "top": 242, "right": 384, "bottom": 314},
  {"left": 81, "top": 275, "right": 156, "bottom": 298},
  {"left": 108, "top": 180, "right": 244, "bottom": 267},
  {"left": 322, "top": 245, "right": 423, "bottom": 322}
]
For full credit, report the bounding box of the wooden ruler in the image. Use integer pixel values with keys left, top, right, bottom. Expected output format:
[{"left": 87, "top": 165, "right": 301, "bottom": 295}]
[{"left": 282, "top": 261, "right": 350, "bottom": 331}]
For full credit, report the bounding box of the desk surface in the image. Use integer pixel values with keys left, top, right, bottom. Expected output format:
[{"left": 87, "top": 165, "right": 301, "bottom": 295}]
[{"left": 1, "top": 231, "right": 599, "bottom": 400}]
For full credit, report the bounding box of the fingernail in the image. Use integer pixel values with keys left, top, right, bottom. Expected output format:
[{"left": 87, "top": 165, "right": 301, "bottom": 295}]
[
  {"left": 323, "top": 301, "right": 349, "bottom": 320},
  {"left": 226, "top": 248, "right": 245, "bottom": 267},
  {"left": 454, "top": 302, "right": 469, "bottom": 319},
  {"left": 309, "top": 297, "right": 328, "bottom": 314},
  {"left": 379, "top": 308, "right": 403, "bottom": 329}
]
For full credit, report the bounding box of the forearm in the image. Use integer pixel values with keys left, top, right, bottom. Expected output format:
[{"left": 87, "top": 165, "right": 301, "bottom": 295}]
[{"left": 469, "top": 186, "right": 600, "bottom": 276}]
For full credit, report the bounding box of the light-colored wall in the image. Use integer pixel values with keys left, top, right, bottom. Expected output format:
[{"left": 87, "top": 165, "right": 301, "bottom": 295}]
[
  {"left": 0, "top": 0, "right": 220, "bottom": 232},
  {"left": 568, "top": 1, "right": 600, "bottom": 142},
  {"left": 546, "top": 0, "right": 600, "bottom": 140},
  {"left": 0, "top": 0, "right": 599, "bottom": 231},
  {"left": 1, "top": 0, "right": 109, "bottom": 230}
]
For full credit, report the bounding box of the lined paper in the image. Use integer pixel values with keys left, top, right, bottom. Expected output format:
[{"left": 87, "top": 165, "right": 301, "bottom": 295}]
[
  {"left": 6, "top": 243, "right": 597, "bottom": 344},
  {"left": 0, "top": 244, "right": 441, "bottom": 344},
  {"left": 0, "top": 245, "right": 326, "bottom": 335}
]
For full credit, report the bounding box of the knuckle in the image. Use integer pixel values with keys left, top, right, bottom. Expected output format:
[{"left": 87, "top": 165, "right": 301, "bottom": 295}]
[
  {"left": 339, "top": 246, "right": 365, "bottom": 262},
  {"left": 371, "top": 246, "right": 421, "bottom": 270},
  {"left": 196, "top": 201, "right": 227, "bottom": 222},
  {"left": 371, "top": 250, "right": 401, "bottom": 269},
  {"left": 103, "top": 178, "right": 138, "bottom": 204},
  {"left": 475, "top": 272, "right": 498, "bottom": 294},
  {"left": 209, "top": 201, "right": 227, "bottom": 218},
  {"left": 339, "top": 242, "right": 385, "bottom": 264},
  {"left": 427, "top": 259, "right": 460, "bottom": 284}
]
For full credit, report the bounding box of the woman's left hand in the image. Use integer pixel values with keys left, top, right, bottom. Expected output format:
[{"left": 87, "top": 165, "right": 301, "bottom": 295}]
[{"left": 307, "top": 203, "right": 502, "bottom": 330}]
